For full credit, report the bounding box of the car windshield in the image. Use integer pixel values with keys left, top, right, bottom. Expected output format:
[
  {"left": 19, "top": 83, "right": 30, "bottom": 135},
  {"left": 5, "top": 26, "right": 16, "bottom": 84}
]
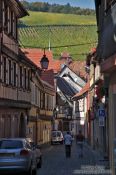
[
  {"left": 52, "top": 131, "right": 62, "bottom": 137},
  {"left": 57, "top": 132, "right": 61, "bottom": 137},
  {"left": 0, "top": 140, "right": 23, "bottom": 149},
  {"left": 52, "top": 132, "right": 57, "bottom": 137}
]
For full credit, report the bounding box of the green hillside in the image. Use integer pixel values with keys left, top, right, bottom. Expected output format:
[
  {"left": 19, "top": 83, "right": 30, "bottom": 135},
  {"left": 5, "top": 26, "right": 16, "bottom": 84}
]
[
  {"left": 21, "top": 11, "right": 96, "bottom": 25},
  {"left": 19, "top": 11, "right": 97, "bottom": 60}
]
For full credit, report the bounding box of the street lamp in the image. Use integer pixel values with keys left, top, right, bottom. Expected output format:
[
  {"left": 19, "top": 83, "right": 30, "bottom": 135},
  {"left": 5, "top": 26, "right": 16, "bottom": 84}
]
[{"left": 40, "top": 48, "right": 49, "bottom": 70}]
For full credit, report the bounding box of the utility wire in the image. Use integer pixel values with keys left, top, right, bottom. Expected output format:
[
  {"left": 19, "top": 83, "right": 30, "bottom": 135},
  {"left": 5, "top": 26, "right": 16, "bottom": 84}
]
[
  {"left": 18, "top": 41, "right": 97, "bottom": 49},
  {"left": 3, "top": 41, "right": 97, "bottom": 48},
  {"left": 45, "top": 42, "right": 97, "bottom": 49}
]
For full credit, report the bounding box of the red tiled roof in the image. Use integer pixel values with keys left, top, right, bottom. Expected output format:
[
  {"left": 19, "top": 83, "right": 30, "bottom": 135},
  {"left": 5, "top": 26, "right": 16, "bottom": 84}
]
[
  {"left": 22, "top": 48, "right": 53, "bottom": 66},
  {"left": 22, "top": 48, "right": 63, "bottom": 73},
  {"left": 69, "top": 61, "right": 86, "bottom": 80},
  {"left": 22, "top": 48, "right": 56, "bottom": 88},
  {"left": 22, "top": 49, "right": 86, "bottom": 79},
  {"left": 73, "top": 81, "right": 90, "bottom": 99}
]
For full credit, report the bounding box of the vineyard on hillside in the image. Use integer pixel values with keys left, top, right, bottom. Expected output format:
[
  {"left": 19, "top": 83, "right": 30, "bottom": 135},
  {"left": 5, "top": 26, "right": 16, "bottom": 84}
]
[
  {"left": 18, "top": 25, "right": 97, "bottom": 60},
  {"left": 20, "top": 11, "right": 96, "bottom": 26}
]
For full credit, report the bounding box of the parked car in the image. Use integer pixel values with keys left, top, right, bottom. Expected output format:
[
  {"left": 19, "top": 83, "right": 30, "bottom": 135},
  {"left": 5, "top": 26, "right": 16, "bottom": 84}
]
[
  {"left": 0, "top": 138, "right": 37, "bottom": 175},
  {"left": 51, "top": 130, "right": 64, "bottom": 145},
  {"left": 26, "top": 138, "right": 42, "bottom": 168}
]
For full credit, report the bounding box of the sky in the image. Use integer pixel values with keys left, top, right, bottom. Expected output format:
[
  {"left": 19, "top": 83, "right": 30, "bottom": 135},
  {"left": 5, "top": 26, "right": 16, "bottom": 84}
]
[{"left": 26, "top": 0, "right": 95, "bottom": 9}]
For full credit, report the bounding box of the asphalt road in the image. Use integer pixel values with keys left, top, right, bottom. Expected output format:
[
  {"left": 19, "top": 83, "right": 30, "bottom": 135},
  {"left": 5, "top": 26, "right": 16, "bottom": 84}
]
[{"left": 37, "top": 142, "right": 110, "bottom": 175}]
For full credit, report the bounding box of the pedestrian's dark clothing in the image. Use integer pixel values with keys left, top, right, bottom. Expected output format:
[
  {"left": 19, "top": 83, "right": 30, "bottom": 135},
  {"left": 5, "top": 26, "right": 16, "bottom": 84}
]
[
  {"left": 76, "top": 134, "right": 84, "bottom": 142},
  {"left": 65, "top": 145, "right": 71, "bottom": 158},
  {"left": 76, "top": 133, "right": 85, "bottom": 157}
]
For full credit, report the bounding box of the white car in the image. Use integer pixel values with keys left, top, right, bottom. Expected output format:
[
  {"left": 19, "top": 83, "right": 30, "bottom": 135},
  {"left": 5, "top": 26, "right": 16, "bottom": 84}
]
[{"left": 51, "top": 131, "right": 64, "bottom": 145}]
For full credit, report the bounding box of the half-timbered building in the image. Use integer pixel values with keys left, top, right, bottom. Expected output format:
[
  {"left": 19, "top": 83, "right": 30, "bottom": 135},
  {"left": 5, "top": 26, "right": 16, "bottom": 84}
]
[
  {"left": 95, "top": 0, "right": 116, "bottom": 174},
  {"left": 0, "top": 0, "right": 31, "bottom": 138}
]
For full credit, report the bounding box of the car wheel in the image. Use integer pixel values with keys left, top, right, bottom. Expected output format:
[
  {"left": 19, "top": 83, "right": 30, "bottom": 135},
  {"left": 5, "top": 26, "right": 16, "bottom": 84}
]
[{"left": 37, "top": 157, "right": 42, "bottom": 168}]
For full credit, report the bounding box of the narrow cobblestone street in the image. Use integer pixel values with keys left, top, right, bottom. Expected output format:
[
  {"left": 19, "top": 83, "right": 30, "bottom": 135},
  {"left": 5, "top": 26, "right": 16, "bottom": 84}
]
[{"left": 38, "top": 142, "right": 110, "bottom": 175}]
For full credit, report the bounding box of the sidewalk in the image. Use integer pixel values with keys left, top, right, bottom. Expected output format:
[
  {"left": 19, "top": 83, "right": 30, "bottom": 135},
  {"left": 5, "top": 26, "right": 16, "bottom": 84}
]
[{"left": 80, "top": 142, "right": 111, "bottom": 174}]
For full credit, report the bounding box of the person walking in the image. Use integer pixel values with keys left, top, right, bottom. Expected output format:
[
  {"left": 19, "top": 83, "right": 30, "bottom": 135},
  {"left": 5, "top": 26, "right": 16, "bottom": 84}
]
[
  {"left": 76, "top": 130, "right": 85, "bottom": 157},
  {"left": 64, "top": 131, "right": 73, "bottom": 158}
]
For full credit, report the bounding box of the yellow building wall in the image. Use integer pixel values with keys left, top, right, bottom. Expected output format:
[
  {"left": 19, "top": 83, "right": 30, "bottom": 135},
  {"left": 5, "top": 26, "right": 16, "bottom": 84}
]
[{"left": 37, "top": 120, "right": 52, "bottom": 145}]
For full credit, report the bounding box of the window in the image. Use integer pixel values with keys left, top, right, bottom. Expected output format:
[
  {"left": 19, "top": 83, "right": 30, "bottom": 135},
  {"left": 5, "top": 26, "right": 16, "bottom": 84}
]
[
  {"left": 10, "top": 11, "right": 13, "bottom": 35},
  {"left": 47, "top": 95, "right": 50, "bottom": 110},
  {"left": 27, "top": 69, "right": 30, "bottom": 90},
  {"left": 3, "top": 57, "right": 6, "bottom": 83},
  {"left": 79, "top": 99, "right": 84, "bottom": 112},
  {"left": 19, "top": 66, "right": 23, "bottom": 88},
  {"left": 13, "top": 13, "right": 17, "bottom": 39},
  {"left": 0, "top": 140, "right": 23, "bottom": 149},
  {"left": 8, "top": 60, "right": 12, "bottom": 85},
  {"left": 13, "top": 62, "right": 16, "bottom": 86},
  {"left": 24, "top": 68, "right": 26, "bottom": 89},
  {"left": 38, "top": 90, "right": 40, "bottom": 108},
  {"left": 10, "top": 11, "right": 17, "bottom": 39},
  {"left": 45, "top": 94, "right": 47, "bottom": 109},
  {"left": 4, "top": 3, "right": 8, "bottom": 33},
  {"left": 35, "top": 85, "right": 37, "bottom": 104},
  {"left": 3, "top": 1, "right": 17, "bottom": 38},
  {"left": 40, "top": 92, "right": 44, "bottom": 109}
]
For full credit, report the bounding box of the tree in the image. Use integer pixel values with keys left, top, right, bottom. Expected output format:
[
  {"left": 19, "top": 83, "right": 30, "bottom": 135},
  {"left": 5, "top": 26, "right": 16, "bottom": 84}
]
[{"left": 21, "top": 1, "right": 95, "bottom": 16}]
